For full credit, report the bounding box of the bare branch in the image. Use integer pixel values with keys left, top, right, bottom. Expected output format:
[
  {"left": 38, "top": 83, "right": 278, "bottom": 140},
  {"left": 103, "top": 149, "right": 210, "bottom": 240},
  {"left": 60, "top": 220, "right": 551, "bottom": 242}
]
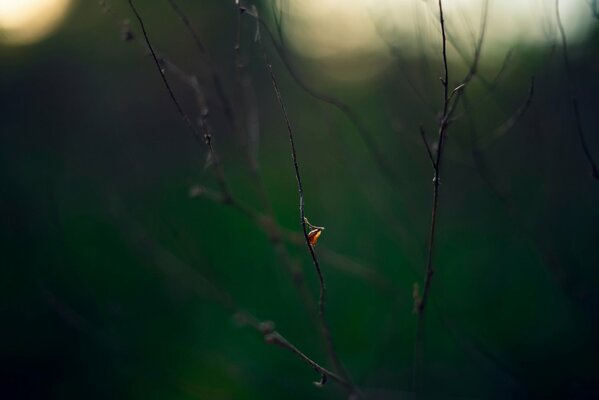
[
  {"left": 483, "top": 76, "right": 535, "bottom": 145},
  {"left": 190, "top": 185, "right": 393, "bottom": 293},
  {"left": 262, "top": 331, "right": 351, "bottom": 390},
  {"left": 165, "top": 0, "right": 235, "bottom": 122},
  {"left": 419, "top": 126, "right": 436, "bottom": 169},
  {"left": 126, "top": 0, "right": 233, "bottom": 199},
  {"left": 116, "top": 209, "right": 353, "bottom": 392},
  {"left": 413, "top": 1, "right": 489, "bottom": 395},
  {"left": 418, "top": 0, "right": 488, "bottom": 318},
  {"left": 240, "top": 4, "right": 354, "bottom": 391},
  {"left": 489, "top": 47, "right": 514, "bottom": 92},
  {"left": 247, "top": 8, "right": 399, "bottom": 186}
]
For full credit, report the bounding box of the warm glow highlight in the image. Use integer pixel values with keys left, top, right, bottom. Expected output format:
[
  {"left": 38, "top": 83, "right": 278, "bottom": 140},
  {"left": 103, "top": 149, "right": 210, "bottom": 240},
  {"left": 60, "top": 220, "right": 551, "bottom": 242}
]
[
  {"left": 0, "top": 0, "right": 72, "bottom": 45},
  {"left": 278, "top": 0, "right": 594, "bottom": 81}
]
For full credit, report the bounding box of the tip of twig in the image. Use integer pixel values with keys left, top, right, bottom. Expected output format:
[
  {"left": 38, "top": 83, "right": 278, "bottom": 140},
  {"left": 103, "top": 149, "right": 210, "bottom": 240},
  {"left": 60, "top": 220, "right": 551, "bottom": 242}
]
[
  {"left": 258, "top": 320, "right": 275, "bottom": 335},
  {"left": 313, "top": 373, "right": 328, "bottom": 388},
  {"left": 453, "top": 83, "right": 466, "bottom": 93}
]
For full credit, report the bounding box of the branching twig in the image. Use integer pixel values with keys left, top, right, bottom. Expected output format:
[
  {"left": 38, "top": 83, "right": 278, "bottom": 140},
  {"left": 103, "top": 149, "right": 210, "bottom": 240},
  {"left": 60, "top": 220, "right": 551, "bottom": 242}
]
[
  {"left": 117, "top": 210, "right": 353, "bottom": 391},
  {"left": 555, "top": 0, "right": 599, "bottom": 179},
  {"left": 190, "top": 185, "right": 393, "bottom": 292},
  {"left": 251, "top": 8, "right": 399, "bottom": 186},
  {"left": 418, "top": 0, "right": 450, "bottom": 322},
  {"left": 417, "top": 0, "right": 488, "bottom": 317},
  {"left": 166, "top": 0, "right": 235, "bottom": 122},
  {"left": 419, "top": 126, "right": 436, "bottom": 169},
  {"left": 413, "top": 1, "right": 488, "bottom": 395},
  {"left": 462, "top": 93, "right": 508, "bottom": 204},
  {"left": 113, "top": 8, "right": 342, "bottom": 357},
  {"left": 485, "top": 76, "right": 535, "bottom": 145},
  {"left": 412, "top": 4, "right": 451, "bottom": 397},
  {"left": 241, "top": 4, "right": 353, "bottom": 392},
  {"left": 126, "top": 0, "right": 232, "bottom": 199},
  {"left": 489, "top": 47, "right": 514, "bottom": 93}
]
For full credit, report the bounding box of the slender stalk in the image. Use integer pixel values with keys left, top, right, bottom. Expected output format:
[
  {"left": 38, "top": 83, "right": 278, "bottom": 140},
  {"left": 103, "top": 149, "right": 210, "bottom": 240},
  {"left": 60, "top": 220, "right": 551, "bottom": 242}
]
[
  {"left": 419, "top": 126, "right": 436, "bottom": 169},
  {"left": 412, "top": 2, "right": 451, "bottom": 395},
  {"left": 164, "top": 0, "right": 318, "bottom": 320},
  {"left": 166, "top": 0, "right": 235, "bottom": 122},
  {"left": 126, "top": 0, "right": 232, "bottom": 199},
  {"left": 487, "top": 77, "right": 535, "bottom": 144},
  {"left": 124, "top": 1, "right": 349, "bottom": 383},
  {"left": 417, "top": 0, "right": 449, "bottom": 327},
  {"left": 256, "top": 11, "right": 399, "bottom": 185},
  {"left": 417, "top": 0, "right": 488, "bottom": 320},
  {"left": 243, "top": 5, "right": 354, "bottom": 392},
  {"left": 190, "top": 185, "right": 392, "bottom": 291},
  {"left": 120, "top": 212, "right": 353, "bottom": 391},
  {"left": 413, "top": 1, "right": 489, "bottom": 395}
]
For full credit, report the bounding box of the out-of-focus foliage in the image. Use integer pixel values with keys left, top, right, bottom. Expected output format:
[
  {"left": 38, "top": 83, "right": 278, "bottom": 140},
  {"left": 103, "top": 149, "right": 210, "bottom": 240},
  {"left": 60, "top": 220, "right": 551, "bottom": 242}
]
[{"left": 1, "top": 1, "right": 599, "bottom": 399}]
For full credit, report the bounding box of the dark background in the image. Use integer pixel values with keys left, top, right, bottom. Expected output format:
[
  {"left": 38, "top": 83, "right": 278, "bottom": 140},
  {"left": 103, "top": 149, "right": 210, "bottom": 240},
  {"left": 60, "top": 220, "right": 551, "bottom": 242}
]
[{"left": 1, "top": 1, "right": 598, "bottom": 398}]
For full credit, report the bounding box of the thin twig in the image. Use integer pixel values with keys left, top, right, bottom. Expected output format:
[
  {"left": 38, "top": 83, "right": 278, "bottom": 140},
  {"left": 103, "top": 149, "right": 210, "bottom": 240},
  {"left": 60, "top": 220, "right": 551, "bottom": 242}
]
[
  {"left": 418, "top": 0, "right": 451, "bottom": 322},
  {"left": 370, "top": 10, "right": 436, "bottom": 116},
  {"left": 462, "top": 93, "right": 508, "bottom": 204},
  {"left": 439, "top": 0, "right": 449, "bottom": 112},
  {"left": 116, "top": 2, "right": 371, "bottom": 335},
  {"left": 413, "top": 1, "right": 489, "bottom": 396},
  {"left": 127, "top": 0, "right": 193, "bottom": 135},
  {"left": 117, "top": 210, "right": 353, "bottom": 391},
  {"left": 262, "top": 331, "right": 351, "bottom": 390},
  {"left": 555, "top": 0, "right": 599, "bottom": 179},
  {"left": 126, "top": 0, "right": 233, "bottom": 199},
  {"left": 419, "top": 126, "right": 436, "bottom": 169},
  {"left": 485, "top": 76, "right": 535, "bottom": 145},
  {"left": 489, "top": 47, "right": 514, "bottom": 92},
  {"left": 412, "top": 3, "right": 451, "bottom": 397},
  {"left": 418, "top": 0, "right": 488, "bottom": 315},
  {"left": 251, "top": 9, "right": 399, "bottom": 186},
  {"left": 241, "top": 4, "right": 353, "bottom": 391},
  {"left": 166, "top": 0, "right": 235, "bottom": 122},
  {"left": 190, "top": 184, "right": 393, "bottom": 292},
  {"left": 244, "top": 11, "right": 323, "bottom": 321}
]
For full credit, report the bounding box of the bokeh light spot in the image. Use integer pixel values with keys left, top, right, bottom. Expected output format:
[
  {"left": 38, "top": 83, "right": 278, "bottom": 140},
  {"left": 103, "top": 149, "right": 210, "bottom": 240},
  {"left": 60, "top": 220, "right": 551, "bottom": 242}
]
[{"left": 0, "top": 0, "right": 72, "bottom": 45}]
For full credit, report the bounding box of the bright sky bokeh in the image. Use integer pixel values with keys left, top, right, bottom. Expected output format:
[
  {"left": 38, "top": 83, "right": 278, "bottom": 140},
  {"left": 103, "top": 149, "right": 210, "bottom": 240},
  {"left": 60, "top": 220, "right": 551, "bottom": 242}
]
[
  {"left": 277, "top": 0, "right": 594, "bottom": 80},
  {"left": 0, "top": 0, "right": 72, "bottom": 45}
]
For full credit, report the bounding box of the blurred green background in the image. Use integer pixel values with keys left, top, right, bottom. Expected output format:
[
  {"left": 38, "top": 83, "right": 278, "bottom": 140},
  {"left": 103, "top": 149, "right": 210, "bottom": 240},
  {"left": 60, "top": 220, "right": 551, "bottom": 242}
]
[{"left": 1, "top": 0, "right": 599, "bottom": 399}]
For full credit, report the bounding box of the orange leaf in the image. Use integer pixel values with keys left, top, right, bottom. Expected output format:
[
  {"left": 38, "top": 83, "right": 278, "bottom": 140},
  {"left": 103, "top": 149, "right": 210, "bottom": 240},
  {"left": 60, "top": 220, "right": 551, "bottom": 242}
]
[{"left": 308, "top": 228, "right": 322, "bottom": 246}]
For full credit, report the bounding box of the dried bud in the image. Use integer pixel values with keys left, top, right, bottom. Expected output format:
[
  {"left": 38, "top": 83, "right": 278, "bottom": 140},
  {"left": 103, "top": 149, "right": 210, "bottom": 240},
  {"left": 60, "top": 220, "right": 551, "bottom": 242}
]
[
  {"left": 313, "top": 373, "right": 327, "bottom": 388},
  {"left": 308, "top": 228, "right": 323, "bottom": 246},
  {"left": 258, "top": 320, "right": 275, "bottom": 335}
]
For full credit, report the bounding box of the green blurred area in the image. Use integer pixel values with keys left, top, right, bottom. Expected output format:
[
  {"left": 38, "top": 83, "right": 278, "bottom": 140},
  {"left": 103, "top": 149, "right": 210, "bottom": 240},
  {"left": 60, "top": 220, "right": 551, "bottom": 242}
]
[{"left": 1, "top": 1, "right": 599, "bottom": 399}]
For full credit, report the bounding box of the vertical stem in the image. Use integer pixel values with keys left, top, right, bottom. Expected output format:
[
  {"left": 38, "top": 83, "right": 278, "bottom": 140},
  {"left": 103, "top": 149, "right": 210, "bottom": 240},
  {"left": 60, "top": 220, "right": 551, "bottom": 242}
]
[
  {"left": 413, "top": 1, "right": 450, "bottom": 396},
  {"left": 259, "top": 42, "right": 349, "bottom": 384}
]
